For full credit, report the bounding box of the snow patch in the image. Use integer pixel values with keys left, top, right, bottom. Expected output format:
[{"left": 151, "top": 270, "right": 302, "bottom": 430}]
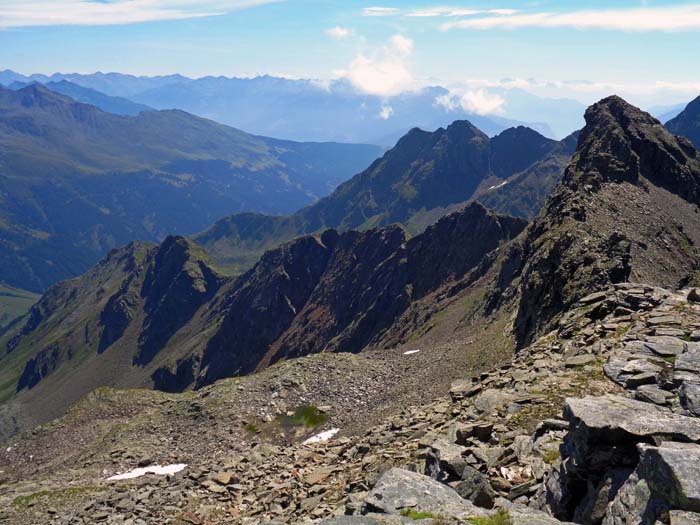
[
  {"left": 403, "top": 349, "right": 420, "bottom": 355},
  {"left": 107, "top": 463, "right": 187, "bottom": 481},
  {"left": 487, "top": 180, "right": 509, "bottom": 191},
  {"left": 303, "top": 428, "right": 340, "bottom": 444}
]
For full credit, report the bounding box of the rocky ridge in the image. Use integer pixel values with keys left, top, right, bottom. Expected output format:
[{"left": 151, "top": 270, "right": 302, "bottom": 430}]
[{"left": 4, "top": 283, "right": 700, "bottom": 524}]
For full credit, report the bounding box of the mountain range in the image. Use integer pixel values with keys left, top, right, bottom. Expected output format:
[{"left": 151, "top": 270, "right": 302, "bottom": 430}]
[
  {"left": 3, "top": 93, "right": 700, "bottom": 441},
  {"left": 0, "top": 83, "right": 382, "bottom": 292},
  {"left": 193, "top": 124, "right": 577, "bottom": 274},
  {"left": 0, "top": 70, "right": 588, "bottom": 142}
]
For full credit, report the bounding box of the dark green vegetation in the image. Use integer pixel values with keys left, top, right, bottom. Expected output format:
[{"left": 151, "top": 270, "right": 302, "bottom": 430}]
[
  {"left": 0, "top": 284, "right": 38, "bottom": 335},
  {"left": 666, "top": 95, "right": 700, "bottom": 148},
  {"left": 0, "top": 84, "right": 382, "bottom": 291},
  {"left": 278, "top": 406, "right": 328, "bottom": 428},
  {"left": 195, "top": 123, "right": 569, "bottom": 273}
]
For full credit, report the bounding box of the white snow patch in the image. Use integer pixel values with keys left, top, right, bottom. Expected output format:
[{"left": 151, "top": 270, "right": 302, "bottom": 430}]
[
  {"left": 487, "top": 180, "right": 509, "bottom": 191},
  {"left": 107, "top": 463, "right": 187, "bottom": 481},
  {"left": 304, "top": 428, "right": 340, "bottom": 444},
  {"left": 403, "top": 349, "right": 420, "bottom": 355}
]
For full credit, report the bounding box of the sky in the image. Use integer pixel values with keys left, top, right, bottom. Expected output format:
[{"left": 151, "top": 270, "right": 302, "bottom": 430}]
[{"left": 2, "top": 0, "right": 700, "bottom": 109}]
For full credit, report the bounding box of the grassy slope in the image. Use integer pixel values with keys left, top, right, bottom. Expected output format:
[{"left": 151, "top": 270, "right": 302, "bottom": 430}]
[{"left": 0, "top": 284, "right": 38, "bottom": 335}]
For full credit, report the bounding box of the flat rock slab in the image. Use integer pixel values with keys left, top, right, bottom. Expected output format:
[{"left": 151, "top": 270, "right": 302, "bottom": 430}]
[
  {"left": 676, "top": 350, "right": 700, "bottom": 374},
  {"left": 564, "top": 395, "right": 700, "bottom": 443},
  {"left": 670, "top": 511, "right": 700, "bottom": 524},
  {"left": 643, "top": 336, "right": 687, "bottom": 357},
  {"left": 363, "top": 468, "right": 489, "bottom": 519},
  {"left": 565, "top": 355, "right": 597, "bottom": 368}
]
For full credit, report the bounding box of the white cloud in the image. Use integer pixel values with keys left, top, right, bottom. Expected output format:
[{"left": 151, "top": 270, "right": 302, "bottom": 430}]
[
  {"left": 0, "top": 0, "right": 280, "bottom": 27},
  {"left": 436, "top": 89, "right": 505, "bottom": 115},
  {"left": 335, "top": 34, "right": 416, "bottom": 96},
  {"left": 326, "top": 26, "right": 352, "bottom": 39},
  {"left": 389, "top": 34, "right": 413, "bottom": 54},
  {"left": 362, "top": 6, "right": 400, "bottom": 17},
  {"left": 441, "top": 4, "right": 700, "bottom": 32},
  {"left": 379, "top": 103, "right": 393, "bottom": 120},
  {"left": 406, "top": 7, "right": 517, "bottom": 18}
]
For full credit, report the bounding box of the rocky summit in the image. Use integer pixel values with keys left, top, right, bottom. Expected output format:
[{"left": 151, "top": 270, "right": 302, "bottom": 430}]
[{"left": 2, "top": 95, "right": 700, "bottom": 525}]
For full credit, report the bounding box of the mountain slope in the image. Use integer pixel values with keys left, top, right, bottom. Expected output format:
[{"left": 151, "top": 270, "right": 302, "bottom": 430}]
[
  {"left": 9, "top": 80, "right": 154, "bottom": 116},
  {"left": 0, "top": 203, "right": 525, "bottom": 433},
  {"left": 195, "top": 123, "right": 560, "bottom": 273},
  {"left": 0, "top": 284, "right": 38, "bottom": 336},
  {"left": 666, "top": 95, "right": 700, "bottom": 148},
  {"left": 489, "top": 95, "right": 700, "bottom": 346},
  {"left": 476, "top": 131, "right": 579, "bottom": 219},
  {"left": 0, "top": 84, "right": 382, "bottom": 291},
  {"left": 0, "top": 237, "right": 222, "bottom": 433}
]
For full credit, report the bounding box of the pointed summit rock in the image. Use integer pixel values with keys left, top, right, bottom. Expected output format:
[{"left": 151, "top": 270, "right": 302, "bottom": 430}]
[
  {"left": 666, "top": 95, "right": 700, "bottom": 149},
  {"left": 491, "top": 96, "right": 700, "bottom": 346}
]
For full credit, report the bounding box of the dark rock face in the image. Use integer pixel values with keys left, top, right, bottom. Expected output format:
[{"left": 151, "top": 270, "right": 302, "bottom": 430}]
[
  {"left": 187, "top": 203, "right": 525, "bottom": 389},
  {"left": 12, "top": 237, "right": 222, "bottom": 394},
  {"left": 135, "top": 236, "right": 222, "bottom": 365},
  {"left": 667, "top": 96, "right": 700, "bottom": 149},
  {"left": 196, "top": 232, "right": 338, "bottom": 386},
  {"left": 490, "top": 96, "right": 700, "bottom": 347}
]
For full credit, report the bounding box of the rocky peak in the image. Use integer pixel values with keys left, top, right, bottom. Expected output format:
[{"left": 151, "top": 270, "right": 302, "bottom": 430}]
[
  {"left": 491, "top": 97, "right": 700, "bottom": 347},
  {"left": 135, "top": 236, "right": 223, "bottom": 365},
  {"left": 666, "top": 94, "right": 700, "bottom": 149},
  {"left": 490, "top": 126, "right": 558, "bottom": 179},
  {"left": 564, "top": 95, "right": 700, "bottom": 201}
]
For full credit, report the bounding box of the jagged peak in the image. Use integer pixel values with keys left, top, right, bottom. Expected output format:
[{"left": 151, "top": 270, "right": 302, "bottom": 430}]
[{"left": 563, "top": 95, "right": 700, "bottom": 202}]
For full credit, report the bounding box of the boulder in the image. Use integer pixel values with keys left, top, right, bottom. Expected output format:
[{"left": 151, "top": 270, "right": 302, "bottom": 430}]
[
  {"left": 680, "top": 382, "right": 700, "bottom": 416},
  {"left": 603, "top": 443, "right": 700, "bottom": 524},
  {"left": 362, "top": 468, "right": 489, "bottom": 519},
  {"left": 456, "top": 466, "right": 496, "bottom": 509}
]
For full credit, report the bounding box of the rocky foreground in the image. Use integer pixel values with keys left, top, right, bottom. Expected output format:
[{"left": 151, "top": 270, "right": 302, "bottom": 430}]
[{"left": 3, "top": 282, "right": 700, "bottom": 524}]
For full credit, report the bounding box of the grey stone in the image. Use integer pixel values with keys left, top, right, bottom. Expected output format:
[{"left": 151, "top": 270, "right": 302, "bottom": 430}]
[
  {"left": 455, "top": 466, "right": 495, "bottom": 509},
  {"left": 677, "top": 350, "right": 700, "bottom": 375},
  {"left": 680, "top": 382, "right": 700, "bottom": 416},
  {"left": 636, "top": 443, "right": 700, "bottom": 512},
  {"left": 363, "top": 468, "right": 489, "bottom": 519},
  {"left": 635, "top": 384, "right": 672, "bottom": 406},
  {"left": 565, "top": 354, "right": 597, "bottom": 368},
  {"left": 670, "top": 510, "right": 700, "bottom": 524},
  {"left": 644, "top": 336, "right": 687, "bottom": 357},
  {"left": 564, "top": 395, "right": 700, "bottom": 446}
]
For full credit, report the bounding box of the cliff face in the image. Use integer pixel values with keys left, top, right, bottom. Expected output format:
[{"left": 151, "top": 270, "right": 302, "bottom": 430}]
[
  {"left": 151, "top": 202, "right": 527, "bottom": 391},
  {"left": 2, "top": 236, "right": 222, "bottom": 430},
  {"left": 489, "top": 96, "right": 700, "bottom": 346}
]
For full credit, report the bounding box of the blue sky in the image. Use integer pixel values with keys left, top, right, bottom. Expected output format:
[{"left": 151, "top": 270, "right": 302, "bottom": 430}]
[{"left": 2, "top": 0, "right": 700, "bottom": 107}]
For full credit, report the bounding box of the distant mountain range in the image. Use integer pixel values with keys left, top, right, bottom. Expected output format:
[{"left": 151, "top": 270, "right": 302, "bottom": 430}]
[
  {"left": 0, "top": 84, "right": 382, "bottom": 292},
  {"left": 0, "top": 70, "right": 588, "bottom": 142},
  {"left": 9, "top": 80, "right": 153, "bottom": 116}
]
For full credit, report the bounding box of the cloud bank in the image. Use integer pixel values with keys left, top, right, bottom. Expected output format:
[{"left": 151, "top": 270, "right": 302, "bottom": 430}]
[
  {"left": 0, "top": 0, "right": 281, "bottom": 27},
  {"left": 441, "top": 4, "right": 700, "bottom": 32}
]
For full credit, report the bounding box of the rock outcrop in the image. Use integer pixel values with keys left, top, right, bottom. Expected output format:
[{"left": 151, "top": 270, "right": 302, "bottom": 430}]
[
  {"left": 667, "top": 95, "right": 700, "bottom": 148},
  {"left": 491, "top": 96, "right": 700, "bottom": 347}
]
